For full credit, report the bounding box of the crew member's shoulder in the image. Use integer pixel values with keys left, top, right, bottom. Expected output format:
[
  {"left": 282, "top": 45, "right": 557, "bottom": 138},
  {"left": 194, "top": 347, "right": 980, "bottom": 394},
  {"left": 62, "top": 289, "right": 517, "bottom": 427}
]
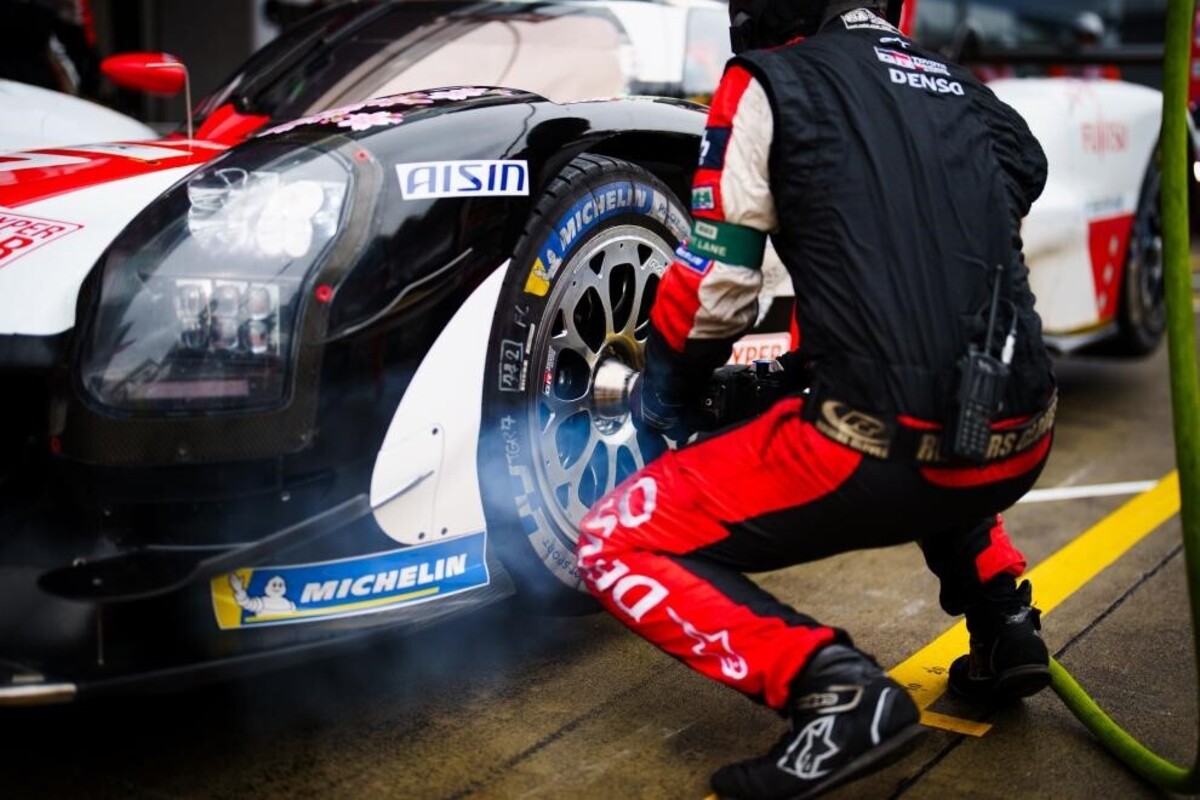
[
  {"left": 827, "top": 6, "right": 902, "bottom": 35},
  {"left": 792, "top": 9, "right": 906, "bottom": 57}
]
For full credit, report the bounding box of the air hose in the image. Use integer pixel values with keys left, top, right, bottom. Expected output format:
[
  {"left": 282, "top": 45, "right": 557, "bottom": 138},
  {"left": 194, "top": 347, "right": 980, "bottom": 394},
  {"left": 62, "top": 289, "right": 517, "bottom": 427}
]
[{"left": 1046, "top": 0, "right": 1200, "bottom": 791}]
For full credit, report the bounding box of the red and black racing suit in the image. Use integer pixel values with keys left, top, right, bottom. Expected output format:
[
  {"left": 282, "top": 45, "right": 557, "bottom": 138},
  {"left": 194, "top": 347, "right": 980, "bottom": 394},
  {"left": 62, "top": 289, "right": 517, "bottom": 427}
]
[{"left": 576, "top": 7, "right": 1057, "bottom": 710}]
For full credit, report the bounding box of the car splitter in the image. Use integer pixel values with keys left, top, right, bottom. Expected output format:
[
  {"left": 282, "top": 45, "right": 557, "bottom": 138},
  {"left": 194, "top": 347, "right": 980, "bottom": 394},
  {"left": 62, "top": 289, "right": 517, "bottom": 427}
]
[{"left": 0, "top": 492, "right": 518, "bottom": 706}]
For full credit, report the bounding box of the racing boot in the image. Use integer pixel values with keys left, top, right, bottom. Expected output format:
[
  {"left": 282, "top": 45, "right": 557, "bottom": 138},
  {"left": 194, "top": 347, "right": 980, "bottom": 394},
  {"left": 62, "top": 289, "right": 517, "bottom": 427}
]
[
  {"left": 948, "top": 579, "right": 1049, "bottom": 703},
  {"left": 711, "top": 645, "right": 925, "bottom": 800}
]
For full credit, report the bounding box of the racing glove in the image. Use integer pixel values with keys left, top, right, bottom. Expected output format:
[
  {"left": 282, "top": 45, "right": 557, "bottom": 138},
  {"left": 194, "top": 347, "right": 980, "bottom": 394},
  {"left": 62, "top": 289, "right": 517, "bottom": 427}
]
[{"left": 628, "top": 372, "right": 692, "bottom": 443}]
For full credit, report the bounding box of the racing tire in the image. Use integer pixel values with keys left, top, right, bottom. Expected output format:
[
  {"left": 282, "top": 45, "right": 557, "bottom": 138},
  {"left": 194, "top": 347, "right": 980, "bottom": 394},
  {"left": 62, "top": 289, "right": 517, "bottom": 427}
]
[
  {"left": 1107, "top": 158, "right": 1166, "bottom": 357},
  {"left": 479, "top": 154, "right": 689, "bottom": 612}
]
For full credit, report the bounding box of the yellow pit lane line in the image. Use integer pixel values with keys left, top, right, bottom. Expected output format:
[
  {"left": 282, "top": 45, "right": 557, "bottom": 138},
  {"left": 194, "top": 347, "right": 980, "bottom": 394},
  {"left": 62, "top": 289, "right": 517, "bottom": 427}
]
[{"left": 890, "top": 471, "right": 1182, "bottom": 736}]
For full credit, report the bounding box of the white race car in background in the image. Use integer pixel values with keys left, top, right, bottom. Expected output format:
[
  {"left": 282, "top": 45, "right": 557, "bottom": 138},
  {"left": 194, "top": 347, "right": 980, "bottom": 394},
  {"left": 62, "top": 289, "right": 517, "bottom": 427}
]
[
  {"left": 0, "top": 79, "right": 156, "bottom": 150},
  {"left": 996, "top": 77, "right": 1164, "bottom": 355},
  {"left": 573, "top": 0, "right": 732, "bottom": 101},
  {"left": 902, "top": 0, "right": 1170, "bottom": 356}
]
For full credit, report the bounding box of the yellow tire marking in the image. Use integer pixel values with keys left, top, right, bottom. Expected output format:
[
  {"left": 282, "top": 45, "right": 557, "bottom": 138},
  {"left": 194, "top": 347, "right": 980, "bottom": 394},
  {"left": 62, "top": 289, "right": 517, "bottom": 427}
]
[{"left": 890, "top": 472, "right": 1181, "bottom": 736}]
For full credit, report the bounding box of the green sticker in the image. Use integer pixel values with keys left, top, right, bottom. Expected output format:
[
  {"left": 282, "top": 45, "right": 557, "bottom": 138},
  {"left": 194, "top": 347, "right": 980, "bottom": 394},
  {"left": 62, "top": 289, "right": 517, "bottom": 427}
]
[{"left": 688, "top": 219, "right": 767, "bottom": 268}]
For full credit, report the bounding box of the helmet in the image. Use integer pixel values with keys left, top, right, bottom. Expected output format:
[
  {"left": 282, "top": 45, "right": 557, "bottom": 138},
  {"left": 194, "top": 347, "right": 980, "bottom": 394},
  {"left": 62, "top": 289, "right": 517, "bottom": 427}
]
[
  {"left": 728, "top": 0, "right": 904, "bottom": 54},
  {"left": 1072, "top": 11, "right": 1106, "bottom": 46}
]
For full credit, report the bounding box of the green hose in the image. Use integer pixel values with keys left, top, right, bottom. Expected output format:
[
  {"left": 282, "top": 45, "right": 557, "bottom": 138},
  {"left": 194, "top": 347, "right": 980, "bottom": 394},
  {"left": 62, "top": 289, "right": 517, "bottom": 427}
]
[{"left": 1046, "top": 0, "right": 1200, "bottom": 791}]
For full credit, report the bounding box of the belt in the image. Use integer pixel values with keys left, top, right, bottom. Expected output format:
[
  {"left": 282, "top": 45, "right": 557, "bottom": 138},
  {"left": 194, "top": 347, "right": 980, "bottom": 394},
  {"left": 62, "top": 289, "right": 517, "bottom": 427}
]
[{"left": 807, "top": 391, "right": 1057, "bottom": 466}]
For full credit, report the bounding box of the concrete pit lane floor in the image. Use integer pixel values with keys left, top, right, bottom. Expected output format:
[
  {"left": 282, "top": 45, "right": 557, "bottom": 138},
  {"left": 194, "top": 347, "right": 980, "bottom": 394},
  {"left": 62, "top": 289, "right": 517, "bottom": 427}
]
[{"left": 5, "top": 314, "right": 1199, "bottom": 800}]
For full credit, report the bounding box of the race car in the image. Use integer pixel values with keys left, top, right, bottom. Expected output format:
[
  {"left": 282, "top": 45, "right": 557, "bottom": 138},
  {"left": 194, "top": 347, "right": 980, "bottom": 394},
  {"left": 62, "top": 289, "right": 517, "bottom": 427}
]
[
  {"left": 900, "top": 0, "right": 1170, "bottom": 356},
  {"left": 0, "top": 87, "right": 704, "bottom": 704},
  {"left": 0, "top": 0, "right": 736, "bottom": 521},
  {"left": 0, "top": 0, "right": 733, "bottom": 345},
  {"left": 988, "top": 76, "right": 1164, "bottom": 355}
]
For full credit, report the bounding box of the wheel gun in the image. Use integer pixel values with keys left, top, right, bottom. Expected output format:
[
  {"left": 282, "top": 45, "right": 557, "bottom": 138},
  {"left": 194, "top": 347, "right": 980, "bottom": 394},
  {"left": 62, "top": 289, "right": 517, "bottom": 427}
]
[{"left": 692, "top": 359, "right": 799, "bottom": 431}]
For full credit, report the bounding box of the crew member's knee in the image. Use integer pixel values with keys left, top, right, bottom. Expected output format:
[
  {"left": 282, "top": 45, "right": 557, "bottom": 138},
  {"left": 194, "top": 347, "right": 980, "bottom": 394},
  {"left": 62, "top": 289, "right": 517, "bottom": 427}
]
[
  {"left": 576, "top": 506, "right": 605, "bottom": 583},
  {"left": 576, "top": 473, "right": 662, "bottom": 590}
]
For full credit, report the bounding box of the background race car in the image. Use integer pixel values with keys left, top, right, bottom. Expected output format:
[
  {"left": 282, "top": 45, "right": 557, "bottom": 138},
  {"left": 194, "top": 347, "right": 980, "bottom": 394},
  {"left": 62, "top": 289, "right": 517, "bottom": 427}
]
[
  {"left": 905, "top": 0, "right": 1174, "bottom": 355},
  {"left": 745, "top": 0, "right": 1173, "bottom": 359},
  {"left": 0, "top": 79, "right": 156, "bottom": 150}
]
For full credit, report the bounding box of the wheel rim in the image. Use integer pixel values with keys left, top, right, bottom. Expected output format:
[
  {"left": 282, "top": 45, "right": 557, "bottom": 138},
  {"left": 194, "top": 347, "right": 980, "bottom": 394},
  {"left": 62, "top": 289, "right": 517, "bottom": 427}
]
[
  {"left": 528, "top": 224, "right": 672, "bottom": 540},
  {"left": 1127, "top": 171, "right": 1165, "bottom": 333}
]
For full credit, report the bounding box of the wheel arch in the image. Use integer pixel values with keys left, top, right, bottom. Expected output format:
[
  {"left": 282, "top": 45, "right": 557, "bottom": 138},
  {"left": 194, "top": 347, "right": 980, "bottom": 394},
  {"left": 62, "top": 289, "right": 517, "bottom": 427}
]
[
  {"left": 583, "top": 131, "right": 699, "bottom": 211},
  {"left": 484, "top": 99, "right": 705, "bottom": 263},
  {"left": 484, "top": 129, "right": 700, "bottom": 268}
]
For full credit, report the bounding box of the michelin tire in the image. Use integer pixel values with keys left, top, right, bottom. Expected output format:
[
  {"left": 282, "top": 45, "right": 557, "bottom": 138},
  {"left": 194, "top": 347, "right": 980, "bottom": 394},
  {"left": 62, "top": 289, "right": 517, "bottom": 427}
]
[{"left": 479, "top": 154, "right": 688, "bottom": 611}]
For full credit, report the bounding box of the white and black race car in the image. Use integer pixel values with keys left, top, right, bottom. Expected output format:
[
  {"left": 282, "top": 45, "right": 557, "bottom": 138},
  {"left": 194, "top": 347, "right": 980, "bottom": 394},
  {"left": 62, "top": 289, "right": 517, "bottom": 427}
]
[
  {"left": 0, "top": 0, "right": 748, "bottom": 705},
  {"left": 0, "top": 86, "right": 704, "bottom": 704}
]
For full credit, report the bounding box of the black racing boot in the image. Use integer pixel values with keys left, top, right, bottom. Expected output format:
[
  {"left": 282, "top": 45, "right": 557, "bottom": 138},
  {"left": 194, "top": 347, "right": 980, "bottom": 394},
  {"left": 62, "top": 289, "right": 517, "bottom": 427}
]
[
  {"left": 711, "top": 645, "right": 925, "bottom": 800},
  {"left": 948, "top": 579, "right": 1049, "bottom": 702}
]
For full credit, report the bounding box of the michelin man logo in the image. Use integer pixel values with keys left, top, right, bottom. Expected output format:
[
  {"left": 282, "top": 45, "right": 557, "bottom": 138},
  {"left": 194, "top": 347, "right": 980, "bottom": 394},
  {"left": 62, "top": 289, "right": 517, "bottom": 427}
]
[{"left": 229, "top": 572, "right": 297, "bottom": 615}]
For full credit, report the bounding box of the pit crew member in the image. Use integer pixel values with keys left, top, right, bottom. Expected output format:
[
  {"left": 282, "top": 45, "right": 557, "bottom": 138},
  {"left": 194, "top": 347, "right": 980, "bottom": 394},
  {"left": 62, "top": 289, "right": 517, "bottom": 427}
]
[{"left": 576, "top": 1, "right": 1058, "bottom": 798}]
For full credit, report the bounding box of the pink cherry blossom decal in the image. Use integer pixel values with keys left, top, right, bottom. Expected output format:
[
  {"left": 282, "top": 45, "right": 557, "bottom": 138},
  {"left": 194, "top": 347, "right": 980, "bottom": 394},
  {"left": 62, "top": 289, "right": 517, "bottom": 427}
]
[{"left": 336, "top": 111, "right": 405, "bottom": 131}]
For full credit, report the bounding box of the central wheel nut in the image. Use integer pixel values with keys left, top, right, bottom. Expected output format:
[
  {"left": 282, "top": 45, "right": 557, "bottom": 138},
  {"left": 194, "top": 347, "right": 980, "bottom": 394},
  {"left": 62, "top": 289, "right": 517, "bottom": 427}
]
[{"left": 591, "top": 358, "right": 637, "bottom": 433}]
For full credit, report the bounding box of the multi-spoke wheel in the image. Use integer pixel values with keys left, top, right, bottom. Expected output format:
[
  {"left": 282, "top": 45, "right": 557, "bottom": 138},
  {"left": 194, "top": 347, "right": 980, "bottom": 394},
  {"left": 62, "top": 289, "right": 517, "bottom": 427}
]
[
  {"left": 480, "top": 155, "right": 688, "bottom": 608},
  {"left": 531, "top": 226, "right": 671, "bottom": 535}
]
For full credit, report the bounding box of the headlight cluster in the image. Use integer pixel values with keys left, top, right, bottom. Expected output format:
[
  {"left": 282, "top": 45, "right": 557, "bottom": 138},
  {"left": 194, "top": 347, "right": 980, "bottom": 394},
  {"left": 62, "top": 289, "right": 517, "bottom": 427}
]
[
  {"left": 80, "top": 143, "right": 352, "bottom": 413},
  {"left": 173, "top": 279, "right": 282, "bottom": 357}
]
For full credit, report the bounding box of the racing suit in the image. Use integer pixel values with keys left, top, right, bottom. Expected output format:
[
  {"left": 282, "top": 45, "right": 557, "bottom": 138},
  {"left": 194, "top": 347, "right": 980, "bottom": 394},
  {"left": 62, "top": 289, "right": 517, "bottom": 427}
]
[{"left": 576, "top": 7, "right": 1056, "bottom": 710}]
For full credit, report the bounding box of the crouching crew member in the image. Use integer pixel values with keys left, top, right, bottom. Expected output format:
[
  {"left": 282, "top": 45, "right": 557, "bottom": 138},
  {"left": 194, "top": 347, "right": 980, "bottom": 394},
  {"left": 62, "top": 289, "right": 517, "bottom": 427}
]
[{"left": 576, "top": 2, "right": 1057, "bottom": 798}]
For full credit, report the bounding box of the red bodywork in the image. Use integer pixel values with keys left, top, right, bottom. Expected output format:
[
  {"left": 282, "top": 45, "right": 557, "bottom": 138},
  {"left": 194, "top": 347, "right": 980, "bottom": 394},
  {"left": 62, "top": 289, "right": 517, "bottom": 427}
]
[
  {"left": 0, "top": 100, "right": 270, "bottom": 208},
  {"left": 0, "top": 142, "right": 227, "bottom": 208}
]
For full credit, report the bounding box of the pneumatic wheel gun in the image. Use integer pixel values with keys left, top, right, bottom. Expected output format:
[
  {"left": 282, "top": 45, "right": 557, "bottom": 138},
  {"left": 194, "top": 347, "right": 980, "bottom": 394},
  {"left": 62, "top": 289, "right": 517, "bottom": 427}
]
[{"left": 693, "top": 360, "right": 798, "bottom": 432}]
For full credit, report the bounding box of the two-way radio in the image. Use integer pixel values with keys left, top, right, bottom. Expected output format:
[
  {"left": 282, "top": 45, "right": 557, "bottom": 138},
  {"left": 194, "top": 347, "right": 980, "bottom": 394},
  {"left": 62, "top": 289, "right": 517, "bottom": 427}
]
[{"left": 945, "top": 263, "right": 1018, "bottom": 463}]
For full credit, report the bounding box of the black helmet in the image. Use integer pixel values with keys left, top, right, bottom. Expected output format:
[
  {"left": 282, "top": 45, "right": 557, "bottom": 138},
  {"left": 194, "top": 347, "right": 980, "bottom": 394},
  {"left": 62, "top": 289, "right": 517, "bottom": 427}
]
[{"left": 728, "top": 0, "right": 904, "bottom": 54}]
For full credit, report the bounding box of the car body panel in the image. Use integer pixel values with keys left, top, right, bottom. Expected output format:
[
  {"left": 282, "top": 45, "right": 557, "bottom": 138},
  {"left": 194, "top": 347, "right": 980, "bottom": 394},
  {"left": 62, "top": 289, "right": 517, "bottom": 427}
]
[
  {"left": 0, "top": 143, "right": 225, "bottom": 336},
  {"left": 370, "top": 263, "right": 504, "bottom": 546},
  {"left": 0, "top": 79, "right": 157, "bottom": 150},
  {"left": 992, "top": 77, "right": 1161, "bottom": 335}
]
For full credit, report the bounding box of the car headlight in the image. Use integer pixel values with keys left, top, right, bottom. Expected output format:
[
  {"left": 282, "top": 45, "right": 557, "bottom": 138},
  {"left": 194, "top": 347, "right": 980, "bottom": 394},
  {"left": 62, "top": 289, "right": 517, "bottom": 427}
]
[{"left": 79, "top": 142, "right": 351, "bottom": 413}]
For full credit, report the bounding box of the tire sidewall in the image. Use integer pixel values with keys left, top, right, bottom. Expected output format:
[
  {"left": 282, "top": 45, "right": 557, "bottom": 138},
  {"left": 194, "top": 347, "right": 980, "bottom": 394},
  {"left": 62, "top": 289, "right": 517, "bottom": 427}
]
[
  {"left": 1118, "top": 158, "right": 1166, "bottom": 355},
  {"left": 480, "top": 158, "right": 688, "bottom": 608}
]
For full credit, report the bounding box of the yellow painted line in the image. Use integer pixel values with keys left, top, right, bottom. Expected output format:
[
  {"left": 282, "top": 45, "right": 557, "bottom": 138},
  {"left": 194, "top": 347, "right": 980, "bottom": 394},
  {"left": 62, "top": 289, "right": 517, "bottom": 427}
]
[{"left": 889, "top": 471, "right": 1181, "bottom": 736}]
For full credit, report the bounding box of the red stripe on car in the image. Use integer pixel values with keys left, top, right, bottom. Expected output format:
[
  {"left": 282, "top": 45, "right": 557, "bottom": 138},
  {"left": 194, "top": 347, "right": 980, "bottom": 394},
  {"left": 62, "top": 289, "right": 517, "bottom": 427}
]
[
  {"left": 0, "top": 141, "right": 225, "bottom": 207},
  {"left": 1086, "top": 212, "right": 1135, "bottom": 324}
]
